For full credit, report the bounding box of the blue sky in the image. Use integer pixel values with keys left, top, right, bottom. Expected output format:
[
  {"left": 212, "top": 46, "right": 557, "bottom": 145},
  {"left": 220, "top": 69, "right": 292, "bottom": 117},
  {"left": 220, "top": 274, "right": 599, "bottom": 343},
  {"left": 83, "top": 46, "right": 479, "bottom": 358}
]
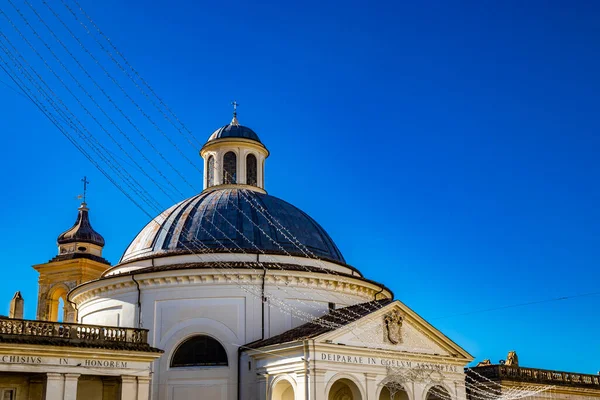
[{"left": 0, "top": 0, "right": 599, "bottom": 373}]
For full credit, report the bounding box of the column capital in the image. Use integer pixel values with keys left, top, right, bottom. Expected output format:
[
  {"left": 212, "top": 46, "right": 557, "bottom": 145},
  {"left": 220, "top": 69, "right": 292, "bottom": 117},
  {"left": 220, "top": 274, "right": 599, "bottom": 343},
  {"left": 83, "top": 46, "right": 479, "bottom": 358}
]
[
  {"left": 121, "top": 375, "right": 138, "bottom": 400},
  {"left": 295, "top": 370, "right": 309, "bottom": 378},
  {"left": 64, "top": 373, "right": 81, "bottom": 380},
  {"left": 46, "top": 372, "right": 63, "bottom": 380},
  {"left": 137, "top": 376, "right": 151, "bottom": 400}
]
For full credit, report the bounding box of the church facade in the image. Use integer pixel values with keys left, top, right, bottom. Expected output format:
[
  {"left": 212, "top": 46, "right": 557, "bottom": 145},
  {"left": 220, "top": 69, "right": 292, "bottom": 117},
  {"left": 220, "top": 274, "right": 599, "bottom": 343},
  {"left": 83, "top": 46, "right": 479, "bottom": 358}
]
[
  {"left": 65, "top": 112, "right": 473, "bottom": 399},
  {"left": 8, "top": 111, "right": 595, "bottom": 400}
]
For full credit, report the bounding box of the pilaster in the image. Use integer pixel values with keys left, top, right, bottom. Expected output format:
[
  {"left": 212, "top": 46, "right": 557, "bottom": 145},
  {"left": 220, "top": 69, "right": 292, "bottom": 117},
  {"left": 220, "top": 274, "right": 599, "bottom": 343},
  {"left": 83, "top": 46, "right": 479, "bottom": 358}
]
[
  {"left": 63, "top": 374, "right": 80, "bottom": 400},
  {"left": 121, "top": 375, "right": 138, "bottom": 399},
  {"left": 137, "top": 377, "right": 151, "bottom": 400},
  {"left": 45, "top": 373, "right": 64, "bottom": 400},
  {"left": 294, "top": 370, "right": 308, "bottom": 400},
  {"left": 312, "top": 369, "right": 327, "bottom": 400},
  {"left": 365, "top": 373, "right": 378, "bottom": 400},
  {"left": 257, "top": 373, "right": 268, "bottom": 400},
  {"left": 455, "top": 379, "right": 468, "bottom": 400}
]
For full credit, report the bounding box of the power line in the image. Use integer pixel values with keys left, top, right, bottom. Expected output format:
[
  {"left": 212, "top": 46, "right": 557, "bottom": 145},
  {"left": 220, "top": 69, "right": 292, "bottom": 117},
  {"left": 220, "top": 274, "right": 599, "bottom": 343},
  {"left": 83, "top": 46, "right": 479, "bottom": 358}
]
[
  {"left": 433, "top": 291, "right": 600, "bottom": 320},
  {"left": 0, "top": 75, "right": 27, "bottom": 98}
]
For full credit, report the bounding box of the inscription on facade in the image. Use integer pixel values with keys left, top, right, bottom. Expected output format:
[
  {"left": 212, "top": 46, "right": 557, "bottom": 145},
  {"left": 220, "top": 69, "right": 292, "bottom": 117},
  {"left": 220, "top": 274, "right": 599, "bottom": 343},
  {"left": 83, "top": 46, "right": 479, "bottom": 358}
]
[
  {"left": 319, "top": 352, "right": 458, "bottom": 372},
  {"left": 0, "top": 355, "right": 128, "bottom": 369}
]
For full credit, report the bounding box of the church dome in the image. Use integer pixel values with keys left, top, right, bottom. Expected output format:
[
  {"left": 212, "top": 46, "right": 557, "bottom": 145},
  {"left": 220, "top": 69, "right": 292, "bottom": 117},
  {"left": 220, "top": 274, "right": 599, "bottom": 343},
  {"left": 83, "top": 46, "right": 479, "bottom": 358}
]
[
  {"left": 57, "top": 202, "right": 105, "bottom": 247},
  {"left": 207, "top": 123, "right": 261, "bottom": 143},
  {"left": 121, "top": 189, "right": 345, "bottom": 264}
]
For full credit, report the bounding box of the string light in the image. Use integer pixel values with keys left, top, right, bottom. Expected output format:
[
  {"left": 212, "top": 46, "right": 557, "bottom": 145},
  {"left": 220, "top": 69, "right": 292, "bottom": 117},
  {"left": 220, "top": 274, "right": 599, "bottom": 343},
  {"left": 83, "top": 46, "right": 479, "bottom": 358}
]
[{"left": 0, "top": 4, "right": 557, "bottom": 399}]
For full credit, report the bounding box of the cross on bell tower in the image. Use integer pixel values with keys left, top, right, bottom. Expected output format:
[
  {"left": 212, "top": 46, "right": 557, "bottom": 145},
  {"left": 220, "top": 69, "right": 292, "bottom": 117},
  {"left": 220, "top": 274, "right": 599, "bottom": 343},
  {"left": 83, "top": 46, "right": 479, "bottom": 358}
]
[{"left": 81, "top": 176, "right": 89, "bottom": 203}]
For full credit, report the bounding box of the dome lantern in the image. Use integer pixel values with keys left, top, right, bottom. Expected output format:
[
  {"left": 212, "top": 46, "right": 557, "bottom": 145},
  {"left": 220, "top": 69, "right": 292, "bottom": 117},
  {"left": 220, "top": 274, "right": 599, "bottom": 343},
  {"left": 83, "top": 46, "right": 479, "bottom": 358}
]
[{"left": 200, "top": 103, "right": 269, "bottom": 193}]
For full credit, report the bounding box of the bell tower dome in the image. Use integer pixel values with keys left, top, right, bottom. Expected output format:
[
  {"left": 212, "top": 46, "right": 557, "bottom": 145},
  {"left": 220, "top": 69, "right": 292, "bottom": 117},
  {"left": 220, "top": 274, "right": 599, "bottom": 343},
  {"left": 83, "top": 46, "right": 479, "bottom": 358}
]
[
  {"left": 56, "top": 201, "right": 106, "bottom": 258},
  {"left": 33, "top": 180, "right": 110, "bottom": 322},
  {"left": 200, "top": 103, "right": 269, "bottom": 193}
]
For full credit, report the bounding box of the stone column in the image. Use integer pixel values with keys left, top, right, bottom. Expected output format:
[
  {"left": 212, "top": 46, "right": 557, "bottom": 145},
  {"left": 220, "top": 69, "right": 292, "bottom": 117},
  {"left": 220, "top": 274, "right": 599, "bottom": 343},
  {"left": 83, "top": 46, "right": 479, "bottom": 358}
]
[
  {"left": 216, "top": 153, "right": 224, "bottom": 185},
  {"left": 121, "top": 375, "right": 138, "bottom": 399},
  {"left": 63, "top": 374, "right": 80, "bottom": 400},
  {"left": 238, "top": 150, "right": 247, "bottom": 185},
  {"left": 45, "top": 373, "right": 64, "bottom": 400},
  {"left": 137, "top": 377, "right": 151, "bottom": 400}
]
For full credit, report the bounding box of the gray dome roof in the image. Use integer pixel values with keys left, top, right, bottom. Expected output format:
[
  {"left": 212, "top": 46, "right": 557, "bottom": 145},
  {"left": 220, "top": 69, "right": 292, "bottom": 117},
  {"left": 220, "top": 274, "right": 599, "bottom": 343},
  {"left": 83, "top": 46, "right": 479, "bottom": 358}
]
[
  {"left": 121, "top": 189, "right": 345, "bottom": 264},
  {"left": 57, "top": 203, "right": 105, "bottom": 247},
  {"left": 207, "top": 124, "right": 261, "bottom": 143}
]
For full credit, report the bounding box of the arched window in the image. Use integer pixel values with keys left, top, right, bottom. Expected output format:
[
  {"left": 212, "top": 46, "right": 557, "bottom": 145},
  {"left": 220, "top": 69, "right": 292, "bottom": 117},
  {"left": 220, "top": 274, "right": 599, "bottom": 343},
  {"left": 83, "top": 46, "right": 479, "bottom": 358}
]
[
  {"left": 246, "top": 154, "right": 258, "bottom": 186},
  {"left": 207, "top": 155, "right": 215, "bottom": 187},
  {"left": 171, "top": 335, "right": 228, "bottom": 368},
  {"left": 223, "top": 152, "right": 237, "bottom": 184},
  {"left": 48, "top": 285, "right": 69, "bottom": 322},
  {"left": 57, "top": 298, "right": 65, "bottom": 323}
]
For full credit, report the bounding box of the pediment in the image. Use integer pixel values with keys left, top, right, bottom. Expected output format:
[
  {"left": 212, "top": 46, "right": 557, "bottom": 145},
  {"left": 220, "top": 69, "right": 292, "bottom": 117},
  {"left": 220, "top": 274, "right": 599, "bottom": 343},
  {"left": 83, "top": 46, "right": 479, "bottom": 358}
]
[{"left": 317, "top": 300, "right": 472, "bottom": 361}]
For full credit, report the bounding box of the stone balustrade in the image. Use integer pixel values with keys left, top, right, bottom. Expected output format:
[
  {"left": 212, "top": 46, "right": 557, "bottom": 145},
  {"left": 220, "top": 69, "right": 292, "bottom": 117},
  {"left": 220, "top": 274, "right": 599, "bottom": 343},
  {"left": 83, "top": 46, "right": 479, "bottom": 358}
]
[
  {"left": 469, "top": 365, "right": 600, "bottom": 388},
  {"left": 0, "top": 316, "right": 148, "bottom": 345}
]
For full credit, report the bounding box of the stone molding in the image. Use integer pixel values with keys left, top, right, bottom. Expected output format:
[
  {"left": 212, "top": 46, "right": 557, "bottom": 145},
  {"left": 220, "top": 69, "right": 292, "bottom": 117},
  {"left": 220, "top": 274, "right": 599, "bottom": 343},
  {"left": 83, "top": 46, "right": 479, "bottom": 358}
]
[{"left": 71, "top": 269, "right": 388, "bottom": 304}]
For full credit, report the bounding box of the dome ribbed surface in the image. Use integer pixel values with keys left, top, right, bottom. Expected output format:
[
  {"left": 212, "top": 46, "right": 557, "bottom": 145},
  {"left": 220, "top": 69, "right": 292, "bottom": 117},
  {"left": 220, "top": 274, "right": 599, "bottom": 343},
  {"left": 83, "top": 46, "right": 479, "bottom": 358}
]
[
  {"left": 57, "top": 203, "right": 105, "bottom": 247},
  {"left": 207, "top": 124, "right": 261, "bottom": 143},
  {"left": 121, "top": 189, "right": 345, "bottom": 264}
]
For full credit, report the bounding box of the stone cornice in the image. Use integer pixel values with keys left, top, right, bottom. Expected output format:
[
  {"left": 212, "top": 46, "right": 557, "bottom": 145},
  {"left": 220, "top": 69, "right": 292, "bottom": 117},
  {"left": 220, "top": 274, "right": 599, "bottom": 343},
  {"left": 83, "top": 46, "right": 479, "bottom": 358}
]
[
  {"left": 0, "top": 342, "right": 161, "bottom": 361},
  {"left": 70, "top": 268, "right": 391, "bottom": 305},
  {"left": 200, "top": 137, "right": 269, "bottom": 157},
  {"left": 468, "top": 365, "right": 600, "bottom": 389}
]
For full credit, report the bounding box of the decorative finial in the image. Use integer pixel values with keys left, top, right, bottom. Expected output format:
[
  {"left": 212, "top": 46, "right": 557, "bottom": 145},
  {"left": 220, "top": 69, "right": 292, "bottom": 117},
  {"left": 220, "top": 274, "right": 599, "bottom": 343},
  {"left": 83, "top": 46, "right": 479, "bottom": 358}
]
[
  {"left": 81, "top": 176, "right": 89, "bottom": 203},
  {"left": 231, "top": 100, "right": 240, "bottom": 126}
]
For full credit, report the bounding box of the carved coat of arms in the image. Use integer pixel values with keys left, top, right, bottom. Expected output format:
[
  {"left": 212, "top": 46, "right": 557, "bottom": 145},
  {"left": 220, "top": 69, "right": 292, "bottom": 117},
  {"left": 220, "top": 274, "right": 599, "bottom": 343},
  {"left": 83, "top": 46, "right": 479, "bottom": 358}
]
[{"left": 383, "top": 309, "right": 403, "bottom": 344}]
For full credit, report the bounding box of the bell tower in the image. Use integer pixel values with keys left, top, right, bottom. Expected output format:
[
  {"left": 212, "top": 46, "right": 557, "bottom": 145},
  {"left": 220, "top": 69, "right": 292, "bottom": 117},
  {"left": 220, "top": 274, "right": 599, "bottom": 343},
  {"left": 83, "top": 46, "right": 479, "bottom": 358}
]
[
  {"left": 33, "top": 183, "right": 110, "bottom": 322},
  {"left": 200, "top": 103, "right": 269, "bottom": 193}
]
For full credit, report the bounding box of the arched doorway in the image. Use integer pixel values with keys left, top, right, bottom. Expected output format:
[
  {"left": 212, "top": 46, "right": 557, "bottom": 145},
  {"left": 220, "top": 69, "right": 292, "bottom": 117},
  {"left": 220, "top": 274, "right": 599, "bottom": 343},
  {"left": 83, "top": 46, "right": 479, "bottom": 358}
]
[
  {"left": 425, "top": 385, "right": 451, "bottom": 400},
  {"left": 328, "top": 378, "right": 362, "bottom": 400},
  {"left": 379, "top": 384, "right": 409, "bottom": 400},
  {"left": 271, "top": 378, "right": 295, "bottom": 400}
]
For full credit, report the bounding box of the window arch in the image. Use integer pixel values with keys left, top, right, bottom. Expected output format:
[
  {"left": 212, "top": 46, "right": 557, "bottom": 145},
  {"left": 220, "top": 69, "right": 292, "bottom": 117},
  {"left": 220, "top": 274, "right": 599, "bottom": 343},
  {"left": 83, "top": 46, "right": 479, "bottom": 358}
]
[
  {"left": 48, "top": 285, "right": 69, "bottom": 322},
  {"left": 207, "top": 155, "right": 215, "bottom": 187},
  {"left": 246, "top": 154, "right": 258, "bottom": 186},
  {"left": 170, "top": 335, "right": 228, "bottom": 368},
  {"left": 426, "top": 385, "right": 450, "bottom": 400},
  {"left": 223, "top": 152, "right": 237, "bottom": 184}
]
